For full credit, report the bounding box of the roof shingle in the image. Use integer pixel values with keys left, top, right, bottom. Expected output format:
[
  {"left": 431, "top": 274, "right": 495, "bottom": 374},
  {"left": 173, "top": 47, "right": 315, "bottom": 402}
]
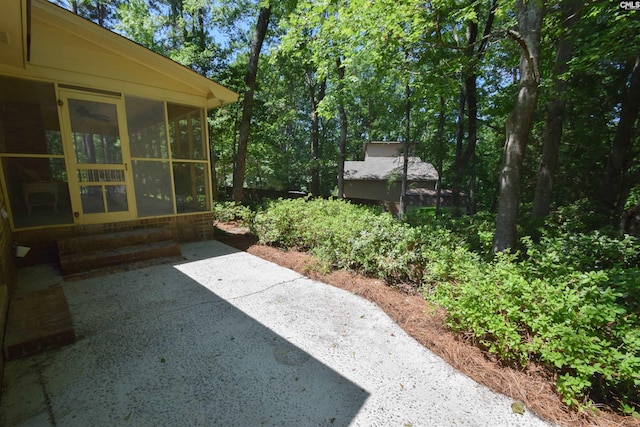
[{"left": 344, "top": 157, "right": 438, "bottom": 181}]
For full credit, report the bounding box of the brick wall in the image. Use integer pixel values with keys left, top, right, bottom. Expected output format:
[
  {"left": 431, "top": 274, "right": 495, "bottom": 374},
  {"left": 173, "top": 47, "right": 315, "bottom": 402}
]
[
  {"left": 0, "top": 183, "right": 17, "bottom": 391},
  {"left": 13, "top": 212, "right": 215, "bottom": 267}
]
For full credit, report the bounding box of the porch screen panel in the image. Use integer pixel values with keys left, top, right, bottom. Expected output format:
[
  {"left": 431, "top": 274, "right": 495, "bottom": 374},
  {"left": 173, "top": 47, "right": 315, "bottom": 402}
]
[
  {"left": 69, "top": 100, "right": 122, "bottom": 164},
  {"left": 125, "top": 97, "right": 168, "bottom": 159},
  {"left": 173, "top": 162, "right": 207, "bottom": 212},
  {"left": 168, "top": 102, "right": 209, "bottom": 213},
  {"left": 126, "top": 96, "right": 174, "bottom": 217},
  {"left": 167, "top": 103, "right": 205, "bottom": 160},
  {"left": 0, "top": 77, "right": 62, "bottom": 155},
  {"left": 132, "top": 160, "right": 174, "bottom": 217},
  {"left": 1, "top": 157, "right": 73, "bottom": 228},
  {"left": 0, "top": 77, "right": 72, "bottom": 228}
]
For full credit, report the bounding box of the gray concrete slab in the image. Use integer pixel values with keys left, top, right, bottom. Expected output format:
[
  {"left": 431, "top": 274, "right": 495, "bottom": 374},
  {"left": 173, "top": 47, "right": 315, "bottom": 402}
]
[{"left": 1, "top": 241, "right": 554, "bottom": 426}]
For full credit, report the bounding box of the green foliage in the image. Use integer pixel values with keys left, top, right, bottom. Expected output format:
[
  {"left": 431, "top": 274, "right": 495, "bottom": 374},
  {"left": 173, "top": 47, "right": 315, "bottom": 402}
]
[
  {"left": 524, "top": 232, "right": 640, "bottom": 276},
  {"left": 253, "top": 197, "right": 423, "bottom": 283},
  {"left": 251, "top": 198, "right": 640, "bottom": 415},
  {"left": 212, "top": 201, "right": 254, "bottom": 226},
  {"left": 434, "top": 225, "right": 640, "bottom": 413}
]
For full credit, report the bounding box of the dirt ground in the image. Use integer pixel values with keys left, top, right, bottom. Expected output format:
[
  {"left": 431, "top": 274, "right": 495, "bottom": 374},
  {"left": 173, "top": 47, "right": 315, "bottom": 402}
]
[{"left": 215, "top": 223, "right": 638, "bottom": 427}]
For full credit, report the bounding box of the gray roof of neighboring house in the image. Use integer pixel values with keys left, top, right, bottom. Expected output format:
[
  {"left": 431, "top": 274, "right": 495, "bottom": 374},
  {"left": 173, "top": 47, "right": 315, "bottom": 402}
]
[{"left": 344, "top": 157, "right": 438, "bottom": 181}]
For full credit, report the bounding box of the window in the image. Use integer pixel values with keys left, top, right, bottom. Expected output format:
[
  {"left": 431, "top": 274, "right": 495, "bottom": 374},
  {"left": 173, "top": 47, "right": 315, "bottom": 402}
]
[
  {"left": 126, "top": 96, "right": 175, "bottom": 217},
  {"left": 0, "top": 77, "right": 73, "bottom": 227},
  {"left": 132, "top": 160, "right": 173, "bottom": 217},
  {"left": 0, "top": 84, "right": 212, "bottom": 227},
  {"left": 168, "top": 102, "right": 209, "bottom": 213},
  {"left": 168, "top": 103, "right": 205, "bottom": 160},
  {"left": 126, "top": 96, "right": 168, "bottom": 159}
]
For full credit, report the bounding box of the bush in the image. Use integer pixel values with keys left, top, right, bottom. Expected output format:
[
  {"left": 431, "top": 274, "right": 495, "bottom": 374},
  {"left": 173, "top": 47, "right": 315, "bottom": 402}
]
[
  {"left": 433, "top": 248, "right": 640, "bottom": 413},
  {"left": 212, "top": 201, "right": 253, "bottom": 227},
  {"left": 418, "top": 210, "right": 496, "bottom": 257},
  {"left": 253, "top": 197, "right": 423, "bottom": 284},
  {"left": 523, "top": 232, "right": 640, "bottom": 277}
]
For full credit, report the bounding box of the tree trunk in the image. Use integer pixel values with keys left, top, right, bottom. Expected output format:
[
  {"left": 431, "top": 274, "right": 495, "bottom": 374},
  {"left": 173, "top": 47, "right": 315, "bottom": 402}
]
[
  {"left": 232, "top": 5, "right": 271, "bottom": 202},
  {"left": 399, "top": 81, "right": 411, "bottom": 219},
  {"left": 452, "top": 0, "right": 497, "bottom": 212},
  {"left": 308, "top": 73, "right": 326, "bottom": 196},
  {"left": 435, "top": 96, "right": 446, "bottom": 216},
  {"left": 466, "top": 73, "right": 478, "bottom": 214},
  {"left": 96, "top": 0, "right": 105, "bottom": 27},
  {"left": 452, "top": 84, "right": 466, "bottom": 211},
  {"left": 336, "top": 57, "right": 347, "bottom": 199},
  {"left": 597, "top": 54, "right": 640, "bottom": 221},
  {"left": 493, "top": 0, "right": 544, "bottom": 253},
  {"left": 532, "top": 0, "right": 580, "bottom": 218}
]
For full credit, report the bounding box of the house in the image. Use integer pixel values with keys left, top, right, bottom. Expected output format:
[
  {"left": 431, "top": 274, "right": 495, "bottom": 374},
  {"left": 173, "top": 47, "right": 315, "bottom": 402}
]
[
  {"left": 0, "top": 0, "right": 237, "bottom": 257},
  {"left": 0, "top": 0, "right": 237, "bottom": 372},
  {"left": 343, "top": 142, "right": 438, "bottom": 204}
]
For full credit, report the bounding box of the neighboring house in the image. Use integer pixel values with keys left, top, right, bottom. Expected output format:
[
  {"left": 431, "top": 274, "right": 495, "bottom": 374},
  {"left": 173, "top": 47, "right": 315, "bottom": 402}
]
[
  {"left": 343, "top": 142, "right": 438, "bottom": 204},
  {"left": 0, "top": 0, "right": 237, "bottom": 263}
]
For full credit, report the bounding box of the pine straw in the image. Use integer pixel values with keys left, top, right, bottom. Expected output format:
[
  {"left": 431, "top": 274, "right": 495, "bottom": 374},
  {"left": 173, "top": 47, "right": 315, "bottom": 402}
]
[{"left": 216, "top": 228, "right": 638, "bottom": 427}]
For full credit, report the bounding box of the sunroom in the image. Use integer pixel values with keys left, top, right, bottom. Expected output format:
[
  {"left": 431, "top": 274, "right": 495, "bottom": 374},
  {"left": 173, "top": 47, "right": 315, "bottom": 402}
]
[{"left": 0, "top": 0, "right": 237, "bottom": 264}]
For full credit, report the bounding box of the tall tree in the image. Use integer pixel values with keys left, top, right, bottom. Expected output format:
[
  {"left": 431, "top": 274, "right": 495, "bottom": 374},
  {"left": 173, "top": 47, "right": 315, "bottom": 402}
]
[
  {"left": 336, "top": 56, "right": 347, "bottom": 198},
  {"left": 493, "top": 0, "right": 545, "bottom": 253},
  {"left": 399, "top": 80, "right": 411, "bottom": 218},
  {"left": 434, "top": 95, "right": 446, "bottom": 216},
  {"left": 307, "top": 70, "right": 327, "bottom": 196},
  {"left": 232, "top": 4, "right": 272, "bottom": 202},
  {"left": 451, "top": 0, "right": 498, "bottom": 213},
  {"left": 596, "top": 54, "right": 640, "bottom": 222},
  {"left": 117, "top": 0, "right": 226, "bottom": 76},
  {"left": 531, "top": 0, "right": 580, "bottom": 219}
]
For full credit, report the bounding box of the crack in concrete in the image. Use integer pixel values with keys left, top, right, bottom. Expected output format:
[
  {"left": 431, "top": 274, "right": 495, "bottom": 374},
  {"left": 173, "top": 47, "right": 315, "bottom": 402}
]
[
  {"left": 161, "top": 276, "right": 303, "bottom": 316},
  {"left": 35, "top": 361, "right": 56, "bottom": 427}
]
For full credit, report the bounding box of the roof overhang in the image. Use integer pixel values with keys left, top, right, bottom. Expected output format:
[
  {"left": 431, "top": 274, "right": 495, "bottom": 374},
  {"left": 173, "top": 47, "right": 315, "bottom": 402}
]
[{"left": 0, "top": 0, "right": 237, "bottom": 109}]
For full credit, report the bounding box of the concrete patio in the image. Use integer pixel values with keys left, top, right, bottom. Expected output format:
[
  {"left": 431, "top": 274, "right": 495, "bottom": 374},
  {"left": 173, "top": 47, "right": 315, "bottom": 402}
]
[{"left": 1, "top": 241, "right": 553, "bottom": 426}]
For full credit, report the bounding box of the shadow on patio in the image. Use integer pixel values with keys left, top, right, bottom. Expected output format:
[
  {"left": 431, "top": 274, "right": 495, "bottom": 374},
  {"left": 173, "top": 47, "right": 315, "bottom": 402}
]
[{"left": 1, "top": 242, "right": 368, "bottom": 426}]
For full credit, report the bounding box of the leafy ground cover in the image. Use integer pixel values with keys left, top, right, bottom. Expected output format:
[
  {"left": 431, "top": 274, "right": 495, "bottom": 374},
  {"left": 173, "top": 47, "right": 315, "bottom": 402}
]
[{"left": 214, "top": 198, "right": 640, "bottom": 425}]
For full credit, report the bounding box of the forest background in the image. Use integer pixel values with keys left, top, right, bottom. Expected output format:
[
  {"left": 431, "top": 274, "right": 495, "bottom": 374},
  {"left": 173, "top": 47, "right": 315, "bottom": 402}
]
[
  {"left": 52, "top": 0, "right": 640, "bottom": 245},
  {"left": 51, "top": 0, "right": 640, "bottom": 421}
]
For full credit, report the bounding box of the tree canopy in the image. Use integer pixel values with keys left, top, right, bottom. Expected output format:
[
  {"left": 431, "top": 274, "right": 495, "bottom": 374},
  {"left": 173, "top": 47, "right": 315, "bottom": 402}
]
[{"left": 56, "top": 0, "right": 640, "bottom": 249}]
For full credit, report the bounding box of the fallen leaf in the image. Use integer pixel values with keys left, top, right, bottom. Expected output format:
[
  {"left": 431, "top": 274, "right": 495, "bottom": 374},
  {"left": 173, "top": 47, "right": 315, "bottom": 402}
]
[{"left": 511, "top": 401, "right": 525, "bottom": 415}]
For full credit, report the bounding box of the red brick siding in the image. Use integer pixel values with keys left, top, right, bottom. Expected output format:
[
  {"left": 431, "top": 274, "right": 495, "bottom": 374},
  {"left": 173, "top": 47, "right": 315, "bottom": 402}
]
[{"left": 13, "top": 213, "right": 215, "bottom": 267}]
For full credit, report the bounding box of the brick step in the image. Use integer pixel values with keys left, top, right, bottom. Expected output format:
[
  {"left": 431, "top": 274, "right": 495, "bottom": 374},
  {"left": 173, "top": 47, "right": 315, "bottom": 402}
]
[
  {"left": 4, "top": 286, "right": 76, "bottom": 360},
  {"left": 62, "top": 254, "right": 185, "bottom": 282},
  {"left": 59, "top": 240, "right": 181, "bottom": 276},
  {"left": 57, "top": 227, "right": 173, "bottom": 256}
]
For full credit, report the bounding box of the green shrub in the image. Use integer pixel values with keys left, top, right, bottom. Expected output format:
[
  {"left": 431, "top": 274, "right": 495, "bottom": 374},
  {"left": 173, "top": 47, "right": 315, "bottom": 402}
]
[
  {"left": 253, "top": 197, "right": 376, "bottom": 251},
  {"left": 253, "top": 197, "right": 423, "bottom": 284},
  {"left": 433, "top": 253, "right": 640, "bottom": 413},
  {"left": 523, "top": 231, "right": 640, "bottom": 277},
  {"left": 212, "top": 201, "right": 253, "bottom": 227},
  {"left": 439, "top": 211, "right": 496, "bottom": 257},
  {"left": 403, "top": 207, "right": 436, "bottom": 226}
]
